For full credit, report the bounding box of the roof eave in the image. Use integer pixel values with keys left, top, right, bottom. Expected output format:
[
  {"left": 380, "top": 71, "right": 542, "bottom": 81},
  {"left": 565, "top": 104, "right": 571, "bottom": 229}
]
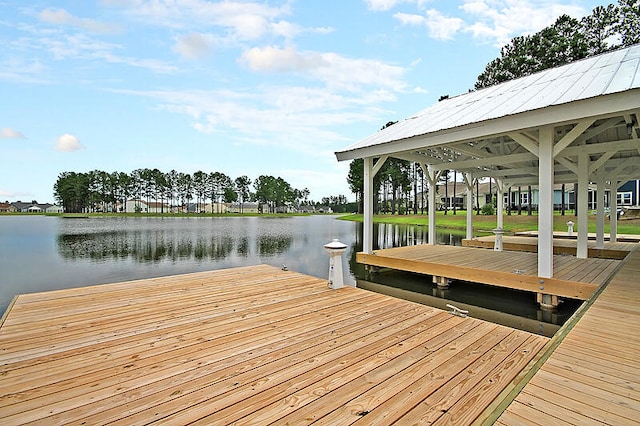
[{"left": 335, "top": 88, "right": 640, "bottom": 162}]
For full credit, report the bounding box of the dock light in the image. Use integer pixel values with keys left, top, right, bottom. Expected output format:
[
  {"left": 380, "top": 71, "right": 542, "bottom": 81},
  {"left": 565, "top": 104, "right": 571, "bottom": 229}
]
[
  {"left": 324, "top": 239, "right": 348, "bottom": 289},
  {"left": 567, "top": 221, "right": 574, "bottom": 236}
]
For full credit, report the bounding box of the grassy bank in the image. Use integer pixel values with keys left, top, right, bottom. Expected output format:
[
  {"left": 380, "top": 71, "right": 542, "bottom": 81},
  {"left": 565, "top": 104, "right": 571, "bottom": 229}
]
[{"left": 338, "top": 212, "right": 640, "bottom": 235}]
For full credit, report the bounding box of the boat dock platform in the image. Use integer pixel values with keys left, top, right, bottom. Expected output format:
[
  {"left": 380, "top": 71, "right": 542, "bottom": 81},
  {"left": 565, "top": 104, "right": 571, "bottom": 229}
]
[
  {"left": 357, "top": 245, "right": 620, "bottom": 300},
  {"left": 514, "top": 231, "right": 640, "bottom": 243},
  {"left": 0, "top": 264, "right": 547, "bottom": 425},
  {"left": 462, "top": 235, "right": 636, "bottom": 260},
  {"left": 1, "top": 246, "right": 639, "bottom": 424}
]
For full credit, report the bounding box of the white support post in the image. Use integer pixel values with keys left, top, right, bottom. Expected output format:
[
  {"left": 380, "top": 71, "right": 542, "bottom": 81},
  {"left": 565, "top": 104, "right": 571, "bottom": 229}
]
[
  {"left": 596, "top": 168, "right": 605, "bottom": 249},
  {"left": 363, "top": 157, "right": 374, "bottom": 254},
  {"left": 495, "top": 178, "right": 504, "bottom": 230},
  {"left": 538, "top": 126, "right": 554, "bottom": 278},
  {"left": 464, "top": 173, "right": 474, "bottom": 240},
  {"left": 427, "top": 165, "right": 438, "bottom": 245},
  {"left": 610, "top": 178, "right": 618, "bottom": 241},
  {"left": 577, "top": 152, "right": 589, "bottom": 258}
]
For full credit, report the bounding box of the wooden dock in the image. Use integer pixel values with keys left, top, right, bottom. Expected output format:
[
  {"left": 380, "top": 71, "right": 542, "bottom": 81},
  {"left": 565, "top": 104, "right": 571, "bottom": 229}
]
[
  {"left": 515, "top": 231, "right": 640, "bottom": 243},
  {"left": 462, "top": 235, "right": 636, "bottom": 260},
  {"left": 494, "top": 246, "right": 640, "bottom": 425},
  {"left": 0, "top": 264, "right": 548, "bottom": 425},
  {"left": 357, "top": 245, "right": 620, "bottom": 300}
]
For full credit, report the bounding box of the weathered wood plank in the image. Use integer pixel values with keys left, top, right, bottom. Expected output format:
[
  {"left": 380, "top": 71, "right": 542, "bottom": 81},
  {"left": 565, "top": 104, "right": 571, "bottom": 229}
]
[
  {"left": 497, "top": 247, "right": 640, "bottom": 425},
  {"left": 357, "top": 244, "right": 611, "bottom": 300},
  {"left": 0, "top": 265, "right": 549, "bottom": 426}
]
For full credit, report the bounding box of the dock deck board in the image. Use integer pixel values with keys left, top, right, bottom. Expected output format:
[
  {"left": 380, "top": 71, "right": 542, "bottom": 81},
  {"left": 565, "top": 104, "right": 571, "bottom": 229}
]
[
  {"left": 462, "top": 235, "right": 636, "bottom": 259},
  {"left": 0, "top": 264, "right": 547, "bottom": 425},
  {"left": 357, "top": 245, "right": 620, "bottom": 300},
  {"left": 496, "top": 247, "right": 640, "bottom": 425}
]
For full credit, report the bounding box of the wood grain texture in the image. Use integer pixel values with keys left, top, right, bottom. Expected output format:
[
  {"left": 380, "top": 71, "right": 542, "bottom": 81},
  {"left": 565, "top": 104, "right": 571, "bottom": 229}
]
[
  {"left": 498, "top": 246, "right": 640, "bottom": 425},
  {"left": 0, "top": 264, "right": 547, "bottom": 425}
]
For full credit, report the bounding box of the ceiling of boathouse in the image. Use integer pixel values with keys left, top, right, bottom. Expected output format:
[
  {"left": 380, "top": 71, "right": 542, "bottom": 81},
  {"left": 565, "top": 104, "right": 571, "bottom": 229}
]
[{"left": 335, "top": 44, "right": 640, "bottom": 186}]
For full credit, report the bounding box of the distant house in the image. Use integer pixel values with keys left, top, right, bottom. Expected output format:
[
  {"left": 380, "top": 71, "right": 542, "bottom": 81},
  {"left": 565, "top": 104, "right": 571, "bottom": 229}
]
[
  {"left": 618, "top": 179, "right": 640, "bottom": 207},
  {"left": 8, "top": 201, "right": 63, "bottom": 213},
  {"left": 434, "top": 179, "right": 640, "bottom": 212},
  {"left": 203, "top": 203, "right": 230, "bottom": 214},
  {"left": 123, "top": 199, "right": 169, "bottom": 213},
  {"left": 0, "top": 202, "right": 15, "bottom": 213},
  {"left": 316, "top": 205, "right": 333, "bottom": 214},
  {"left": 298, "top": 205, "right": 315, "bottom": 214},
  {"left": 228, "top": 202, "right": 260, "bottom": 214}
]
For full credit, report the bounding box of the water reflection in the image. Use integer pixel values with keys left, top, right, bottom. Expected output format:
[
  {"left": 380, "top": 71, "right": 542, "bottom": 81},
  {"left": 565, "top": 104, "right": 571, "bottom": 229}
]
[
  {"left": 0, "top": 215, "right": 578, "bottom": 337},
  {"left": 56, "top": 219, "right": 293, "bottom": 262},
  {"left": 372, "top": 222, "right": 461, "bottom": 248}
]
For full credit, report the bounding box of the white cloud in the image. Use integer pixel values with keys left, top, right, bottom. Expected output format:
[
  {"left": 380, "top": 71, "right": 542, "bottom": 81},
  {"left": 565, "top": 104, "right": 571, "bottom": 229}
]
[
  {"left": 36, "top": 33, "right": 179, "bottom": 73},
  {"left": 460, "top": 0, "right": 591, "bottom": 46},
  {"left": 173, "top": 33, "right": 213, "bottom": 59},
  {"left": 394, "top": 9, "right": 464, "bottom": 40},
  {"left": 120, "top": 0, "right": 293, "bottom": 41},
  {"left": 0, "top": 128, "right": 26, "bottom": 139},
  {"left": 114, "top": 85, "right": 392, "bottom": 158},
  {"left": 239, "top": 46, "right": 406, "bottom": 91},
  {"left": 378, "top": 0, "right": 593, "bottom": 46},
  {"left": 55, "top": 133, "right": 85, "bottom": 152},
  {"left": 365, "top": 0, "right": 433, "bottom": 11},
  {"left": 38, "top": 8, "right": 123, "bottom": 34}
]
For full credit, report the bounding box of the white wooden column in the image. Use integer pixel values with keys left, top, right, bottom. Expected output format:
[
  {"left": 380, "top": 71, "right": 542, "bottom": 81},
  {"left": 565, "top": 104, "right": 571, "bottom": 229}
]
[
  {"left": 610, "top": 178, "right": 619, "bottom": 241},
  {"left": 596, "top": 168, "right": 606, "bottom": 249},
  {"left": 495, "top": 178, "right": 504, "bottom": 230},
  {"left": 464, "top": 173, "right": 474, "bottom": 240},
  {"left": 363, "top": 156, "right": 388, "bottom": 254},
  {"left": 425, "top": 165, "right": 438, "bottom": 245},
  {"left": 538, "top": 126, "right": 554, "bottom": 278},
  {"left": 363, "top": 157, "right": 374, "bottom": 254},
  {"left": 577, "top": 152, "right": 589, "bottom": 258}
]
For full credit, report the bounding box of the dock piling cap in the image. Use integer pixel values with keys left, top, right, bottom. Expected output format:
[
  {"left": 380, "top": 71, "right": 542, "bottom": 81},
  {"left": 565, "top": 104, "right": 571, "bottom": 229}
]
[{"left": 324, "top": 239, "right": 348, "bottom": 250}]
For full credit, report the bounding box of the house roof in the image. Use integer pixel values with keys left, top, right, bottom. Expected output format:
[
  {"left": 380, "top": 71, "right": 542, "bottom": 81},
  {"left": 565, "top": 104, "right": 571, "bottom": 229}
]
[{"left": 335, "top": 45, "right": 640, "bottom": 186}]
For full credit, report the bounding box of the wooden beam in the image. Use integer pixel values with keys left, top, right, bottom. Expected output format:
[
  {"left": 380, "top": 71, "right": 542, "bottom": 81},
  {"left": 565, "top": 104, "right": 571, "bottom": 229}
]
[
  {"left": 508, "top": 132, "right": 539, "bottom": 156},
  {"left": 553, "top": 119, "right": 595, "bottom": 158}
]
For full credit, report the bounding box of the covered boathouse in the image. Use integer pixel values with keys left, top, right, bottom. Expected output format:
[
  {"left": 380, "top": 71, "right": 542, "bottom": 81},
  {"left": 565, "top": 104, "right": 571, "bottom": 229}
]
[{"left": 335, "top": 44, "right": 640, "bottom": 290}]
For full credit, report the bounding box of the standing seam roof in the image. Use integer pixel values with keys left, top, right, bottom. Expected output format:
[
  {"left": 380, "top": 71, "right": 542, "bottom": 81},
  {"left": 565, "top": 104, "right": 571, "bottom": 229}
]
[{"left": 338, "top": 44, "right": 640, "bottom": 154}]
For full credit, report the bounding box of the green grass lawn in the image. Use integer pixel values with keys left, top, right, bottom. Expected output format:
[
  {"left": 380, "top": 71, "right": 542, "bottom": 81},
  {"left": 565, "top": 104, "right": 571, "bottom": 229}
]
[{"left": 338, "top": 211, "right": 640, "bottom": 235}]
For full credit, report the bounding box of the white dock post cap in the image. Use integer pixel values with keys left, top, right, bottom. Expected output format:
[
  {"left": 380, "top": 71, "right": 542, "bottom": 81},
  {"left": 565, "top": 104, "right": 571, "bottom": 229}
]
[
  {"left": 324, "top": 239, "right": 348, "bottom": 289},
  {"left": 324, "top": 239, "right": 348, "bottom": 251}
]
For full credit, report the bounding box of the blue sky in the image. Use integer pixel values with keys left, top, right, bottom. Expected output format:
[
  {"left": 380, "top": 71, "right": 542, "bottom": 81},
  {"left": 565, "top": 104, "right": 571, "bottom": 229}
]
[{"left": 1, "top": 0, "right": 603, "bottom": 204}]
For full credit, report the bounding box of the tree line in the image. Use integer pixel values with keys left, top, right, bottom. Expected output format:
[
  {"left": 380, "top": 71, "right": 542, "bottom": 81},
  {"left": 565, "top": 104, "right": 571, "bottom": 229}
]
[
  {"left": 53, "top": 169, "right": 336, "bottom": 214},
  {"left": 475, "top": 0, "right": 639, "bottom": 88},
  {"left": 347, "top": 1, "right": 639, "bottom": 214}
]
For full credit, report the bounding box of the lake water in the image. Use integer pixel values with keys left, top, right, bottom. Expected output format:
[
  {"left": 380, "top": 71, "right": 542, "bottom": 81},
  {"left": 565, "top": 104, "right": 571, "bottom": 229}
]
[{"left": 0, "top": 215, "right": 579, "bottom": 336}]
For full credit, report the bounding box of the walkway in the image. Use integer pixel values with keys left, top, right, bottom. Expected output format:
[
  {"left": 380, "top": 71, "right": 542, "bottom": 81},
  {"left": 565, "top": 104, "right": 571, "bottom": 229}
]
[
  {"left": 462, "top": 235, "right": 635, "bottom": 259},
  {"left": 495, "top": 246, "right": 640, "bottom": 425},
  {"left": 0, "top": 265, "right": 547, "bottom": 425}
]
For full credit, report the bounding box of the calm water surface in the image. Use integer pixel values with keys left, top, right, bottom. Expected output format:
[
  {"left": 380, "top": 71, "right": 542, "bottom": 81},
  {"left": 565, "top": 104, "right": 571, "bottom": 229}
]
[{"left": 0, "top": 215, "right": 579, "bottom": 335}]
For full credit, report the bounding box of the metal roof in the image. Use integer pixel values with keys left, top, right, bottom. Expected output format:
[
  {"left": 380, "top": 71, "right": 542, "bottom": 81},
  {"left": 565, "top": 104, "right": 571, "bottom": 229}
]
[{"left": 336, "top": 44, "right": 640, "bottom": 163}]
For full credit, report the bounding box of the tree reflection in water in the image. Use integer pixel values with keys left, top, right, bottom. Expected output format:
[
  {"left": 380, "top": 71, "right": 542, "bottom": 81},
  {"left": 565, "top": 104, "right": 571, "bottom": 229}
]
[{"left": 58, "top": 231, "right": 291, "bottom": 262}]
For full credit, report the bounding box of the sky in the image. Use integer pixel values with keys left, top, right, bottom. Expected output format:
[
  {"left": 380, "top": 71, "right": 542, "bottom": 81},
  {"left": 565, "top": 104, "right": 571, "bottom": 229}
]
[{"left": 1, "top": 0, "right": 605, "bottom": 204}]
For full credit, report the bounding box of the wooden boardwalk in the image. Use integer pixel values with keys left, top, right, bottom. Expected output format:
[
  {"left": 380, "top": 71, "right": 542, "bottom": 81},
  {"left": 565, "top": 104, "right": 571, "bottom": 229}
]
[
  {"left": 0, "top": 264, "right": 548, "bottom": 425},
  {"left": 357, "top": 245, "right": 620, "bottom": 300},
  {"left": 462, "top": 235, "right": 635, "bottom": 260},
  {"left": 515, "top": 231, "right": 640, "bottom": 243},
  {"left": 494, "top": 246, "right": 640, "bottom": 425}
]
